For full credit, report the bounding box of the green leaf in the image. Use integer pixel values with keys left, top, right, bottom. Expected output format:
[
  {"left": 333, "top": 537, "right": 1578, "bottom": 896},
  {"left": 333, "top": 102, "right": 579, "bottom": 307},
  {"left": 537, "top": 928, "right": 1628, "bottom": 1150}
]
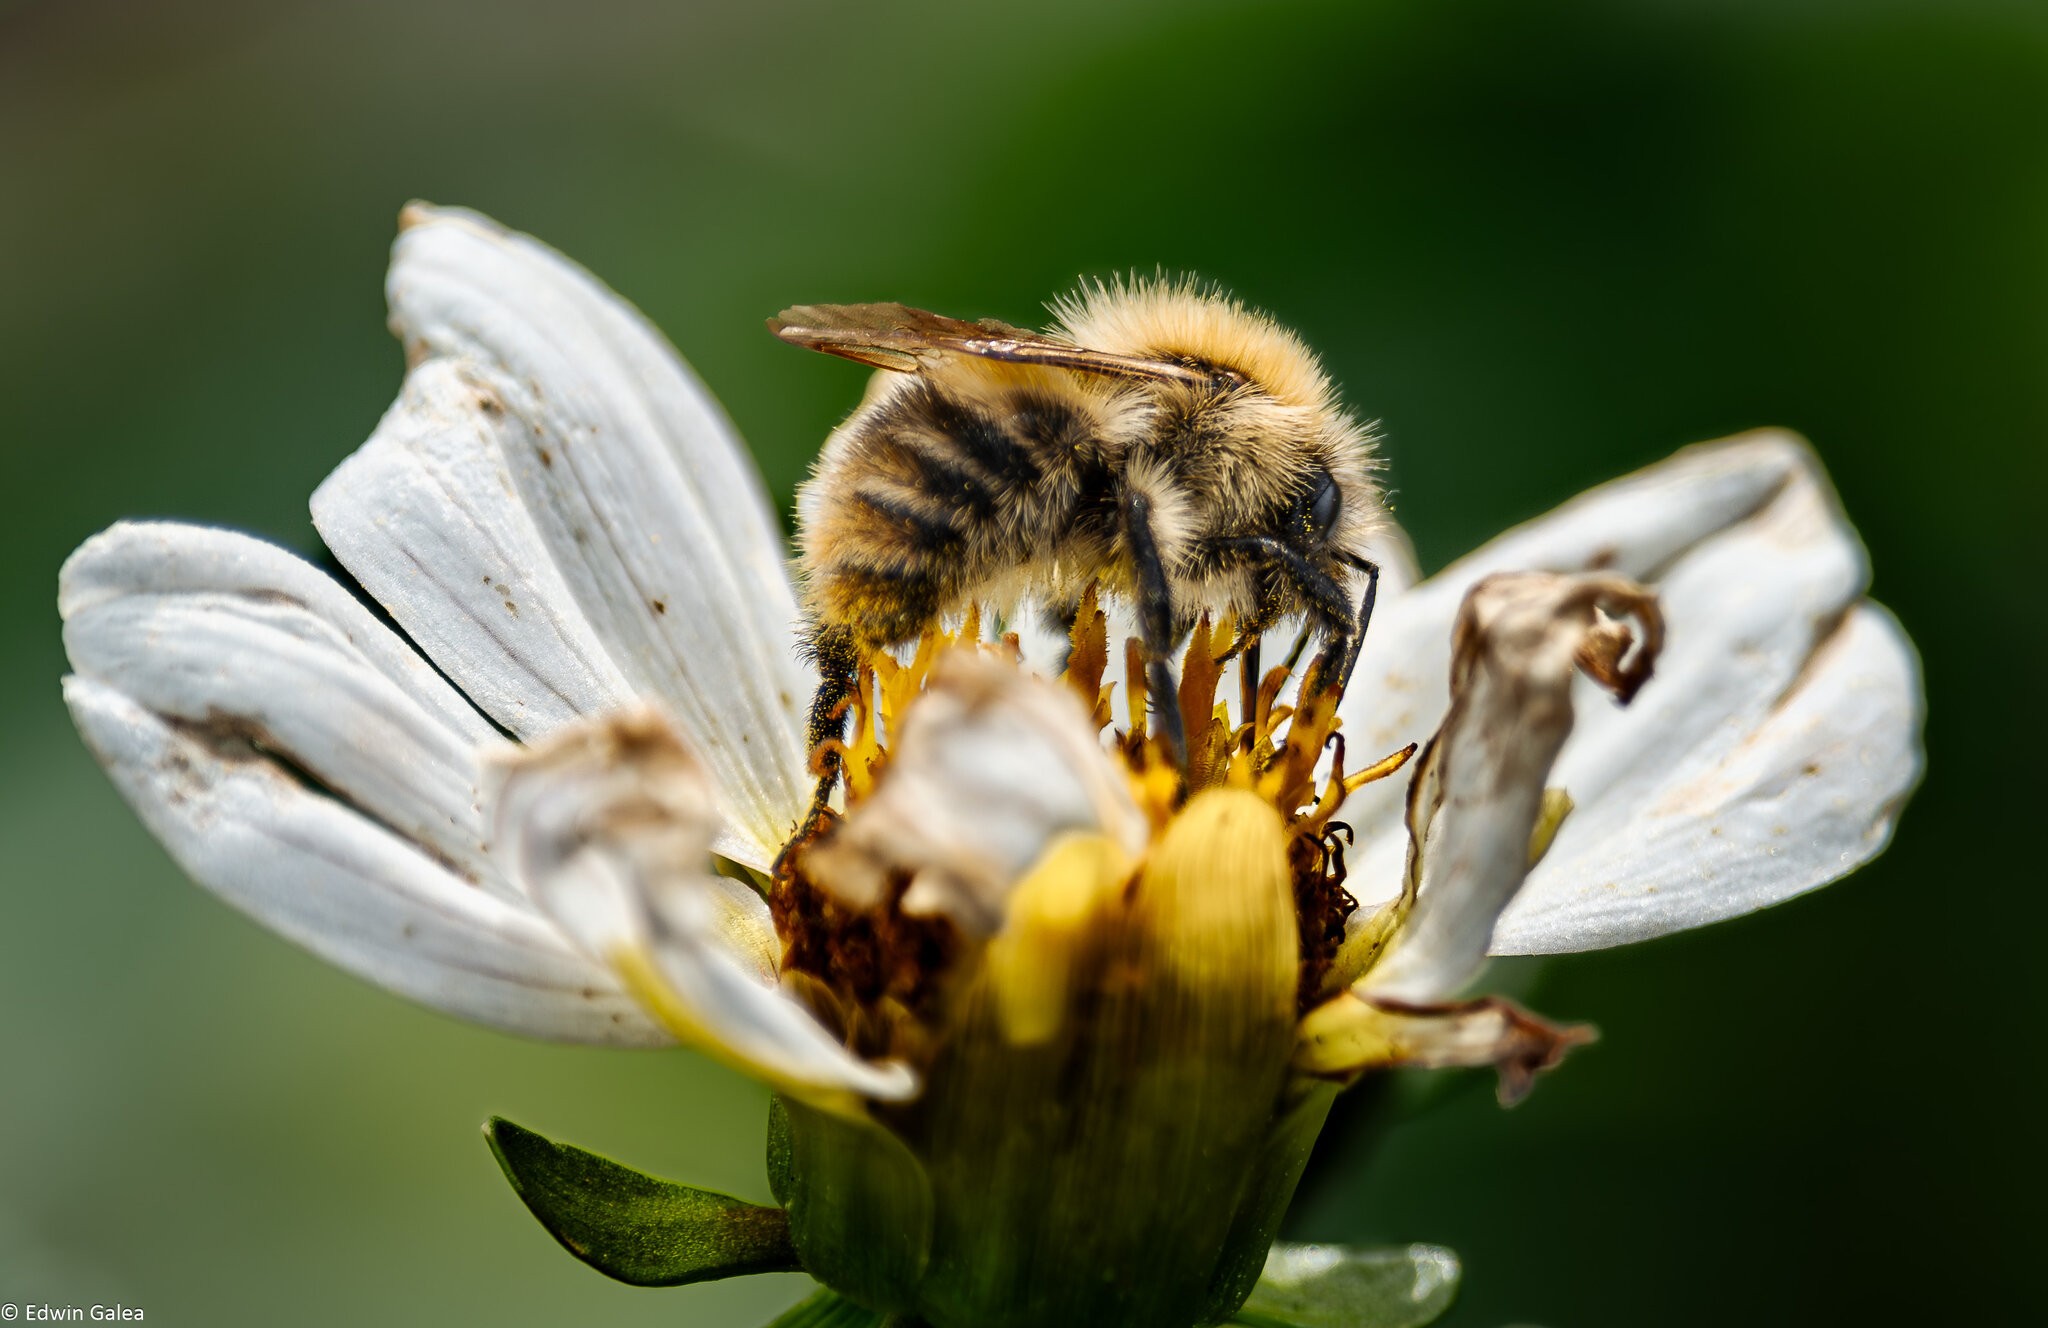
[
  {"left": 763, "top": 1288, "right": 892, "bottom": 1327},
  {"left": 1229, "top": 1243, "right": 1461, "bottom": 1328},
  {"left": 485, "top": 1116, "right": 801, "bottom": 1287}
]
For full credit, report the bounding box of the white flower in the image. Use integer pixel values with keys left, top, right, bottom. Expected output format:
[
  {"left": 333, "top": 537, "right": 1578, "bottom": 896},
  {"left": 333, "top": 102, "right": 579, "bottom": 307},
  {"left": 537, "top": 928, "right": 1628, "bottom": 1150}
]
[{"left": 59, "top": 205, "right": 1922, "bottom": 1124}]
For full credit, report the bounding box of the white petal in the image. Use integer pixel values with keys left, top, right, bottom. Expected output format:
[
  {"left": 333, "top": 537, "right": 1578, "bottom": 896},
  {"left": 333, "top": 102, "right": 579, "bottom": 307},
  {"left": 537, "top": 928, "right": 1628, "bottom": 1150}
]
[
  {"left": 1338, "top": 431, "right": 1911, "bottom": 936},
  {"left": 312, "top": 360, "right": 641, "bottom": 739},
  {"left": 802, "top": 652, "right": 1149, "bottom": 936},
  {"left": 59, "top": 521, "right": 490, "bottom": 739},
  {"left": 1009, "top": 598, "right": 1111, "bottom": 685},
  {"left": 489, "top": 709, "right": 914, "bottom": 1105},
  {"left": 62, "top": 522, "right": 507, "bottom": 889},
  {"left": 1495, "top": 602, "right": 1920, "bottom": 952},
  {"left": 316, "top": 204, "right": 810, "bottom": 869},
  {"left": 65, "top": 676, "right": 663, "bottom": 1045},
  {"left": 1359, "top": 519, "right": 1424, "bottom": 600},
  {"left": 1360, "top": 573, "right": 1661, "bottom": 1003}
]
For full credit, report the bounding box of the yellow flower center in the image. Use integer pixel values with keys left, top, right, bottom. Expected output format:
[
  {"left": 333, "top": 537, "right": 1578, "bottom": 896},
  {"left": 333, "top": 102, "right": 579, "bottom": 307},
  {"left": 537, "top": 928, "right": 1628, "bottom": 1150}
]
[{"left": 771, "top": 586, "right": 1417, "bottom": 1062}]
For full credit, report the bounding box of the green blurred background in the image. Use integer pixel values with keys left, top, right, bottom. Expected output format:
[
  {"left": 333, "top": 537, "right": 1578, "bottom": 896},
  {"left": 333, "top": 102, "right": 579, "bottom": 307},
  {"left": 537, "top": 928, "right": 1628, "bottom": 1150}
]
[{"left": 1, "top": 0, "right": 2039, "bottom": 1323}]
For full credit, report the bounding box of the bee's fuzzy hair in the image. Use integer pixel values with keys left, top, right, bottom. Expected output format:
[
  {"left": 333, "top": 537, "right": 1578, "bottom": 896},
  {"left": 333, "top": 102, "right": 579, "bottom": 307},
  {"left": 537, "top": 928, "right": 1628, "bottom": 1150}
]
[{"left": 1050, "top": 273, "right": 1337, "bottom": 413}]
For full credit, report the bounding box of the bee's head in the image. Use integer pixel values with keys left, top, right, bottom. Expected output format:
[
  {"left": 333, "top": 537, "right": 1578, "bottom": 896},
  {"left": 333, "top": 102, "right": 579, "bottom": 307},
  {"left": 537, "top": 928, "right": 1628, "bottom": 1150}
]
[
  {"left": 1057, "top": 274, "right": 1386, "bottom": 632},
  {"left": 1251, "top": 437, "right": 1384, "bottom": 633}
]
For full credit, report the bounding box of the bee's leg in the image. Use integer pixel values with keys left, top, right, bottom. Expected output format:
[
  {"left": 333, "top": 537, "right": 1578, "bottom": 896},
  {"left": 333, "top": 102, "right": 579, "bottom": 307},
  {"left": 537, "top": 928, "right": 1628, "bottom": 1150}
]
[
  {"left": 1121, "top": 491, "right": 1188, "bottom": 770},
  {"left": 1238, "top": 634, "right": 1262, "bottom": 751},
  {"left": 1211, "top": 538, "right": 1379, "bottom": 702},
  {"left": 1308, "top": 558, "right": 1380, "bottom": 701},
  {"left": 1215, "top": 586, "right": 1280, "bottom": 663},
  {"left": 801, "top": 625, "right": 860, "bottom": 825}
]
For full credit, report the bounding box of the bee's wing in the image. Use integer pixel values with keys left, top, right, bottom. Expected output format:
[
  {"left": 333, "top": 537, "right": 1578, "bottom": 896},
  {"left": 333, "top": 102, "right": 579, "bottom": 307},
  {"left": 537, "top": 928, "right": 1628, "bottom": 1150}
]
[{"left": 769, "top": 302, "right": 1219, "bottom": 386}]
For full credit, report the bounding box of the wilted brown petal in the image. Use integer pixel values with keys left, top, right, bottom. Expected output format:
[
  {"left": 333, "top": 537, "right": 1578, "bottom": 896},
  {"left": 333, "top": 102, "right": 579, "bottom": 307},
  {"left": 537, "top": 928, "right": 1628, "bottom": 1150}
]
[
  {"left": 1294, "top": 990, "right": 1594, "bottom": 1105},
  {"left": 1335, "top": 434, "right": 1921, "bottom": 955},
  {"left": 1353, "top": 571, "right": 1662, "bottom": 1005}
]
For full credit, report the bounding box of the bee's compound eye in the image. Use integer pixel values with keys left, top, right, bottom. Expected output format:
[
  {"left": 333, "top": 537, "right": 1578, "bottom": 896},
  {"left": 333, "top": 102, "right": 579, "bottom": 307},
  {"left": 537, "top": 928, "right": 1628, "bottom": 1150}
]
[{"left": 1308, "top": 469, "right": 1341, "bottom": 538}]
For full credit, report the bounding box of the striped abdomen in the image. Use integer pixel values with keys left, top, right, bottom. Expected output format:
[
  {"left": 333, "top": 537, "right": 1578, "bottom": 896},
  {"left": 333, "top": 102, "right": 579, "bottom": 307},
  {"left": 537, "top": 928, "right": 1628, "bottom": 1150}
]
[{"left": 798, "top": 375, "right": 1121, "bottom": 648}]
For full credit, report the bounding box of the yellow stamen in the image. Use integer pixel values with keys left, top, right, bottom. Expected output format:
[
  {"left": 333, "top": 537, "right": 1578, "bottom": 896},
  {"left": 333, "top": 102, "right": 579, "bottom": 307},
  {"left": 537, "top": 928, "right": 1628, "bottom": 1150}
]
[
  {"left": 841, "top": 614, "right": 1019, "bottom": 805},
  {"left": 1344, "top": 741, "right": 1419, "bottom": 793},
  {"left": 1063, "top": 585, "right": 1112, "bottom": 725}
]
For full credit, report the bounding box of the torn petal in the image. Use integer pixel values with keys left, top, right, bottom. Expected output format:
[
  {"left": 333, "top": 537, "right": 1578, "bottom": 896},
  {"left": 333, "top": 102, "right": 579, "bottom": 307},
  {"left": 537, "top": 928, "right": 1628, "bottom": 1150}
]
[
  {"left": 1294, "top": 991, "right": 1593, "bottom": 1105},
  {"left": 489, "top": 708, "right": 914, "bottom": 1107},
  {"left": 804, "top": 652, "right": 1148, "bottom": 936},
  {"left": 1359, "top": 572, "right": 1662, "bottom": 1004},
  {"left": 64, "top": 677, "right": 661, "bottom": 1044}
]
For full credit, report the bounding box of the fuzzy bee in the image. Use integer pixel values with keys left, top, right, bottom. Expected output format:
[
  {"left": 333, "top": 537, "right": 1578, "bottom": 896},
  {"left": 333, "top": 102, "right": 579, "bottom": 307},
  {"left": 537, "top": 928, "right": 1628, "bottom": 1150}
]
[{"left": 772, "top": 277, "right": 1386, "bottom": 798}]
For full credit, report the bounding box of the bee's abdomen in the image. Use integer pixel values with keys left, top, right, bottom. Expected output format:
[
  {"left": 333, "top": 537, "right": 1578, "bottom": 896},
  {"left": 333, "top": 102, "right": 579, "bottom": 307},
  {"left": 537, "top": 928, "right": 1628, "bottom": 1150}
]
[{"left": 801, "top": 378, "right": 1100, "bottom": 647}]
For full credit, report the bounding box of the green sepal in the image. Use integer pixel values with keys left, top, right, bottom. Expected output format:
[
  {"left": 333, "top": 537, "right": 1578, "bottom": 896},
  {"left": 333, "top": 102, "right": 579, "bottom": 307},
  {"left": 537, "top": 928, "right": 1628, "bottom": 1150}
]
[
  {"left": 771, "top": 1095, "right": 933, "bottom": 1314},
  {"left": 1229, "top": 1243, "right": 1460, "bottom": 1328},
  {"left": 766, "top": 1095, "right": 795, "bottom": 1207},
  {"left": 1202, "top": 1081, "right": 1340, "bottom": 1318},
  {"left": 485, "top": 1116, "right": 801, "bottom": 1287},
  {"left": 763, "top": 1287, "right": 892, "bottom": 1327}
]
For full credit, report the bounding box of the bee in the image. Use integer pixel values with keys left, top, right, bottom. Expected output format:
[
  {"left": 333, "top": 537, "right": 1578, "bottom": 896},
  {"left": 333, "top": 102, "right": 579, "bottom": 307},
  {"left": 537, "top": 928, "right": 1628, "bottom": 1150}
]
[{"left": 772, "top": 277, "right": 1385, "bottom": 801}]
